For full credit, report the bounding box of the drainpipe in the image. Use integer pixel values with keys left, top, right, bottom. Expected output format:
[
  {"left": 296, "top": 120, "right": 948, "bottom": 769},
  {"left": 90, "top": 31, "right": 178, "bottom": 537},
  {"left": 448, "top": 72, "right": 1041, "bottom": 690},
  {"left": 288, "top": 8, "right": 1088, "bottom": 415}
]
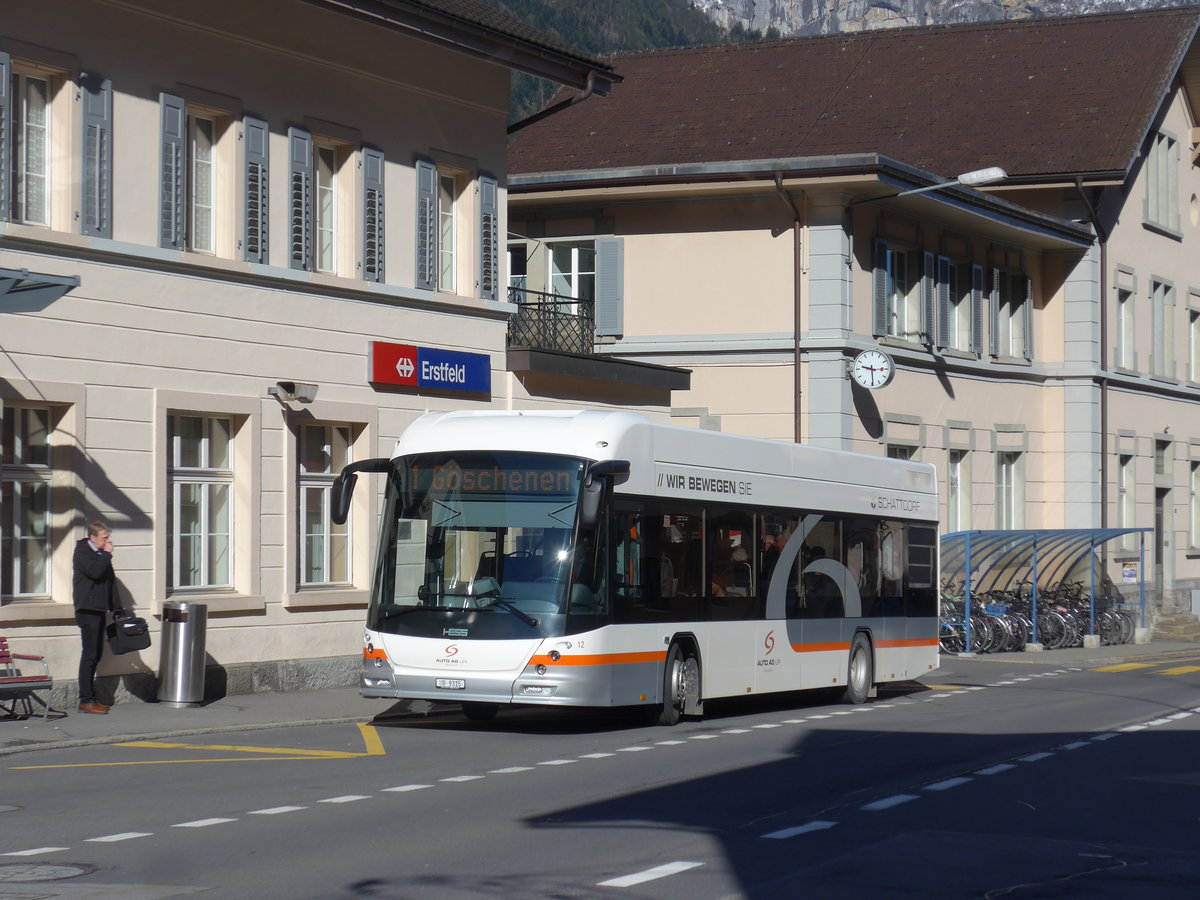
[
  {"left": 507, "top": 71, "right": 598, "bottom": 135},
  {"left": 1074, "top": 177, "right": 1109, "bottom": 528},
  {"left": 775, "top": 174, "right": 804, "bottom": 444}
]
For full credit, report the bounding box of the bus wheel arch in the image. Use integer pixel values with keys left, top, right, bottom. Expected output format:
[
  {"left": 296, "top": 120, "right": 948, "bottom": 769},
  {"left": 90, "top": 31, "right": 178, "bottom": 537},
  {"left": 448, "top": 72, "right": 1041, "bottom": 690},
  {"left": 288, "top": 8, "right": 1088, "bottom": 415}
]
[
  {"left": 843, "top": 630, "right": 875, "bottom": 705},
  {"left": 657, "top": 635, "right": 702, "bottom": 725}
]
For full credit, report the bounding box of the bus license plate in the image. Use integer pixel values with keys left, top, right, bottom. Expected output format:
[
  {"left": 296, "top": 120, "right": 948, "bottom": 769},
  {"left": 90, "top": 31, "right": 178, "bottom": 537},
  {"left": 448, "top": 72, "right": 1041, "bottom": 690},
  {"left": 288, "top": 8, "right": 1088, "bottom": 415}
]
[{"left": 436, "top": 678, "right": 466, "bottom": 690}]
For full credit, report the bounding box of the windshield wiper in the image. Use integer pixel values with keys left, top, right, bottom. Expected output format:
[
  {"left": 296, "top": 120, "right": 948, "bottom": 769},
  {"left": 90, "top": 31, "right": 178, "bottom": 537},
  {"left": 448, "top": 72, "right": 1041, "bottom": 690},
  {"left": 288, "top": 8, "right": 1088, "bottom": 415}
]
[{"left": 478, "top": 595, "right": 540, "bottom": 629}]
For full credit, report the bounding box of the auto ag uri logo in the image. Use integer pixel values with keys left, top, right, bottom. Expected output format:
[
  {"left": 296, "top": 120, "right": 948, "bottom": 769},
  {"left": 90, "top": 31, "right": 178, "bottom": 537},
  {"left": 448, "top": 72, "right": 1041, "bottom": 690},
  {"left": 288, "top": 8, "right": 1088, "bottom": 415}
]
[
  {"left": 444, "top": 644, "right": 460, "bottom": 657},
  {"left": 763, "top": 630, "right": 775, "bottom": 655}
]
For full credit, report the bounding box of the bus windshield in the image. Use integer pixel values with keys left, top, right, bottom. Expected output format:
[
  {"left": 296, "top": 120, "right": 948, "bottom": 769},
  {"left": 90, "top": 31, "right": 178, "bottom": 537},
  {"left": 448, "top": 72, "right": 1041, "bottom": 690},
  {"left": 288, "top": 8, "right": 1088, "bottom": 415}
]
[{"left": 368, "top": 451, "right": 588, "bottom": 639}]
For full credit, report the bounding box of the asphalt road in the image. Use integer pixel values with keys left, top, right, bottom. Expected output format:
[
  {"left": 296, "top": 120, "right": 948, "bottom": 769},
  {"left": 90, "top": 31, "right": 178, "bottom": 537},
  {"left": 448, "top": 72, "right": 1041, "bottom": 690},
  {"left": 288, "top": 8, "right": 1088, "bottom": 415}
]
[{"left": 3, "top": 654, "right": 1200, "bottom": 899}]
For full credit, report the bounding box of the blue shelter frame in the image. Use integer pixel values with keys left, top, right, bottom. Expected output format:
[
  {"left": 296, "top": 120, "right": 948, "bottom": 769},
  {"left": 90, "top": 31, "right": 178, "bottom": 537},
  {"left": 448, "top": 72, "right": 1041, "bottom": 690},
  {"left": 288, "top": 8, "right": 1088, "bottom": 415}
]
[{"left": 940, "top": 528, "right": 1152, "bottom": 650}]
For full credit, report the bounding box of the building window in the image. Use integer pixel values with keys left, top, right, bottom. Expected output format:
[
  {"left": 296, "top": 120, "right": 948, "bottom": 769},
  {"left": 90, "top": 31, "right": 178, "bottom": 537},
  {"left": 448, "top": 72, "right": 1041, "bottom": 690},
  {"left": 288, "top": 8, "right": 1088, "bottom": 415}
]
[
  {"left": 1116, "top": 287, "right": 1136, "bottom": 370},
  {"left": 1190, "top": 460, "right": 1199, "bottom": 550},
  {"left": 550, "top": 240, "right": 596, "bottom": 305},
  {"left": 874, "top": 240, "right": 923, "bottom": 342},
  {"left": 508, "top": 243, "right": 528, "bottom": 293},
  {"left": 993, "top": 271, "right": 1030, "bottom": 359},
  {"left": 886, "top": 444, "right": 916, "bottom": 461},
  {"left": 189, "top": 114, "right": 216, "bottom": 253},
  {"left": 315, "top": 143, "right": 337, "bottom": 274},
  {"left": 1189, "top": 307, "right": 1199, "bottom": 383},
  {"left": 1151, "top": 279, "right": 1175, "bottom": 378},
  {"left": 1145, "top": 131, "right": 1180, "bottom": 233},
  {"left": 438, "top": 172, "right": 458, "bottom": 291},
  {"left": 299, "top": 424, "right": 351, "bottom": 586},
  {"left": 1, "top": 406, "right": 53, "bottom": 597},
  {"left": 1118, "top": 453, "right": 1135, "bottom": 551},
  {"left": 996, "top": 451, "right": 1023, "bottom": 529},
  {"left": 938, "top": 258, "right": 974, "bottom": 352},
  {"left": 1155, "top": 439, "right": 1172, "bottom": 478},
  {"left": 11, "top": 71, "right": 51, "bottom": 226},
  {"left": 168, "top": 415, "right": 233, "bottom": 590},
  {"left": 947, "top": 449, "right": 970, "bottom": 532}
]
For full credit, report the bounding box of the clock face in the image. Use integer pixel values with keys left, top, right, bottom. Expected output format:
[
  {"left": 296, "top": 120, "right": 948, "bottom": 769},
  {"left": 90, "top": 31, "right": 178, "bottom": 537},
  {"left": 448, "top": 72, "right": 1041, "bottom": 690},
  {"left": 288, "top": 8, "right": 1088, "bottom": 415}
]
[{"left": 851, "top": 349, "right": 894, "bottom": 389}]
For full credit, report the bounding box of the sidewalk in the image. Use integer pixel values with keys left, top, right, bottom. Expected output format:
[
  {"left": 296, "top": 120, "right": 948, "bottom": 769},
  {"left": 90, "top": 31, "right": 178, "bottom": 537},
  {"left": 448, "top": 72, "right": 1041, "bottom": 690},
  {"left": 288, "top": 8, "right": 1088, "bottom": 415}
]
[{"left": 3, "top": 639, "right": 1197, "bottom": 757}]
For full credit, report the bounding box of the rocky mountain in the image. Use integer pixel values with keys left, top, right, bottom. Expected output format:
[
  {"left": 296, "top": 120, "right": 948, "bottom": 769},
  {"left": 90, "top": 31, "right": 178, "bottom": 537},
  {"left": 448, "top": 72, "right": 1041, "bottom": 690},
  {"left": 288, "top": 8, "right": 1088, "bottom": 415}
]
[{"left": 691, "top": 0, "right": 1195, "bottom": 37}]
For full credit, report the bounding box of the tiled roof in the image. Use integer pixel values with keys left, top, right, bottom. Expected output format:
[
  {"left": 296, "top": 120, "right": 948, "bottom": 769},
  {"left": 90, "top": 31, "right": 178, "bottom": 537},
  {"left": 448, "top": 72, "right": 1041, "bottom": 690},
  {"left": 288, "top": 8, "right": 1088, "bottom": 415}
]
[{"left": 508, "top": 8, "right": 1200, "bottom": 181}]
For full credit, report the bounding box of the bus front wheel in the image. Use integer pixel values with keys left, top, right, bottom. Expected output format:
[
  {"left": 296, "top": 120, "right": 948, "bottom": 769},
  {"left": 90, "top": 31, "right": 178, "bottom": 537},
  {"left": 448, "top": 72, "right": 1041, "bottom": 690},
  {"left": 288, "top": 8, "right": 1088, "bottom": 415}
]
[
  {"left": 843, "top": 633, "right": 874, "bottom": 705},
  {"left": 657, "top": 643, "right": 699, "bottom": 726}
]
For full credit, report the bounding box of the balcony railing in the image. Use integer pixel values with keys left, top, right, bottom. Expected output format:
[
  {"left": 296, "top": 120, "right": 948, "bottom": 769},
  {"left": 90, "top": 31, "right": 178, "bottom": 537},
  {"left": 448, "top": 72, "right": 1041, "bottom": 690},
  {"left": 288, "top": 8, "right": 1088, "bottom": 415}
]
[{"left": 507, "top": 286, "right": 595, "bottom": 356}]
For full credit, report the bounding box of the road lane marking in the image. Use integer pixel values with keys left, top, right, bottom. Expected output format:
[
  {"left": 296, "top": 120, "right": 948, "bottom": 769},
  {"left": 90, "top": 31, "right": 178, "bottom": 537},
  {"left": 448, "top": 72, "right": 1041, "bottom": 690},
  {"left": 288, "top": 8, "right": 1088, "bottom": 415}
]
[
  {"left": 1159, "top": 666, "right": 1200, "bottom": 675},
  {"left": 1092, "top": 733, "right": 1121, "bottom": 741},
  {"left": 173, "top": 818, "right": 236, "bottom": 828},
  {"left": 440, "top": 775, "right": 484, "bottom": 782},
  {"left": 319, "top": 795, "right": 370, "bottom": 804},
  {"left": 861, "top": 795, "right": 918, "bottom": 811},
  {"left": 248, "top": 806, "right": 306, "bottom": 815},
  {"left": 689, "top": 734, "right": 720, "bottom": 740},
  {"left": 598, "top": 861, "right": 704, "bottom": 887},
  {"left": 925, "top": 777, "right": 972, "bottom": 791},
  {"left": 538, "top": 759, "right": 576, "bottom": 766},
  {"left": 1060, "top": 741, "right": 1090, "bottom": 750},
  {"left": 722, "top": 729, "right": 750, "bottom": 734},
  {"left": 975, "top": 763, "right": 1016, "bottom": 775},
  {"left": 753, "top": 723, "right": 783, "bottom": 728},
  {"left": 1018, "top": 752, "right": 1055, "bottom": 762},
  {"left": 578, "top": 753, "right": 615, "bottom": 759},
  {"left": 617, "top": 746, "right": 653, "bottom": 752},
  {"left": 86, "top": 833, "right": 153, "bottom": 842},
  {"left": 384, "top": 784, "right": 433, "bottom": 792},
  {"left": 1091, "top": 663, "right": 1155, "bottom": 672},
  {"left": 489, "top": 766, "right": 536, "bottom": 772},
  {"left": 3, "top": 847, "right": 68, "bottom": 856},
  {"left": 763, "top": 820, "right": 837, "bottom": 839},
  {"left": 654, "top": 740, "right": 685, "bottom": 746}
]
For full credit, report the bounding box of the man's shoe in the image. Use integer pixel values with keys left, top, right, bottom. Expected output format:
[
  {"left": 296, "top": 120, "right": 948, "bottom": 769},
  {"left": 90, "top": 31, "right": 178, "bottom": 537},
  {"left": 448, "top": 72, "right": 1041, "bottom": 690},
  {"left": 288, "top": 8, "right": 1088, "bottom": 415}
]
[{"left": 78, "top": 701, "right": 108, "bottom": 714}]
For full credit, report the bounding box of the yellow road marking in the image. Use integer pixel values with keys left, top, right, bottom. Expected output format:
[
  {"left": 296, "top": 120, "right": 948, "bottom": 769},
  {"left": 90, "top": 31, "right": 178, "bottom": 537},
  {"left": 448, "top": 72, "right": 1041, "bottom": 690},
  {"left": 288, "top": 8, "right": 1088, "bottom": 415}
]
[
  {"left": 10, "top": 724, "right": 385, "bottom": 770},
  {"left": 1156, "top": 666, "right": 1200, "bottom": 676},
  {"left": 923, "top": 684, "right": 967, "bottom": 691},
  {"left": 1091, "top": 663, "right": 1156, "bottom": 672}
]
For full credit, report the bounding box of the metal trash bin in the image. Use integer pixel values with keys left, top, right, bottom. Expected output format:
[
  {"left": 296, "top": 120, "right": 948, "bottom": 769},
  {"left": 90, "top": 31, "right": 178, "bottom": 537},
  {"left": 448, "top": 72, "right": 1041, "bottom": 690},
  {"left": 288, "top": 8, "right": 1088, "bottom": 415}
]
[{"left": 157, "top": 600, "right": 207, "bottom": 706}]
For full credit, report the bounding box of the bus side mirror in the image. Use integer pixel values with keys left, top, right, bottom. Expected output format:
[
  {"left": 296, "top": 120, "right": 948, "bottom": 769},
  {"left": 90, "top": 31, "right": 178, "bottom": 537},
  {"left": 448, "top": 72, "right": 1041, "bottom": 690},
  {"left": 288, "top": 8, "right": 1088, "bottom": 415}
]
[
  {"left": 580, "top": 459, "right": 630, "bottom": 528},
  {"left": 331, "top": 458, "right": 393, "bottom": 525}
]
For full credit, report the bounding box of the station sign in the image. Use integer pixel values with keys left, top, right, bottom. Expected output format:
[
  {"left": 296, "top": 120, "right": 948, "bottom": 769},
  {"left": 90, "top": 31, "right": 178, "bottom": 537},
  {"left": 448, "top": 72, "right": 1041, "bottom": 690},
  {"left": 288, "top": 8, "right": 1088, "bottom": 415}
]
[{"left": 369, "top": 341, "right": 491, "bottom": 395}]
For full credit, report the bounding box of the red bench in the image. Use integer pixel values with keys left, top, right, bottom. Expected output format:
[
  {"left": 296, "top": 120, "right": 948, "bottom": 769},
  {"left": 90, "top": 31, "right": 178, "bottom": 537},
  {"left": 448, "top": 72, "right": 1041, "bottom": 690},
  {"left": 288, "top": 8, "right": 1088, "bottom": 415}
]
[{"left": 0, "top": 636, "right": 53, "bottom": 720}]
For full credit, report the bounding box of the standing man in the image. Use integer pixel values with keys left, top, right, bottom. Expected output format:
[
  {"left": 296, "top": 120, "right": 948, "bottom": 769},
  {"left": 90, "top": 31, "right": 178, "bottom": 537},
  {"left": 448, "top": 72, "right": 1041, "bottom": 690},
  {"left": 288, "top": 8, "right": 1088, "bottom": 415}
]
[{"left": 73, "top": 521, "right": 115, "bottom": 714}]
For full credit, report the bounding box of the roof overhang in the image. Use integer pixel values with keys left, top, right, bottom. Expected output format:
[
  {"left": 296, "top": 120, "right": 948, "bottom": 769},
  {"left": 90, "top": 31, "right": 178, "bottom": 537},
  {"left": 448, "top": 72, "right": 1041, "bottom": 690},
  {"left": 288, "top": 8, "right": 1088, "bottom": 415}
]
[
  {"left": 0, "top": 267, "right": 79, "bottom": 314},
  {"left": 510, "top": 154, "right": 1094, "bottom": 254},
  {"left": 507, "top": 348, "right": 690, "bottom": 391},
  {"left": 306, "top": 0, "right": 619, "bottom": 93}
]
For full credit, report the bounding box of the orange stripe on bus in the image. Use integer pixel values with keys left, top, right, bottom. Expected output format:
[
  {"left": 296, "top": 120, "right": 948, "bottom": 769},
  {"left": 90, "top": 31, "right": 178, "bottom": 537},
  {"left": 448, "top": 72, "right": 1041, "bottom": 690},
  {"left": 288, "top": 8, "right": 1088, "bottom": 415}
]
[
  {"left": 876, "top": 638, "right": 940, "bottom": 649},
  {"left": 528, "top": 651, "right": 667, "bottom": 667},
  {"left": 790, "top": 638, "right": 938, "bottom": 653},
  {"left": 789, "top": 642, "right": 851, "bottom": 653},
  {"left": 363, "top": 648, "right": 388, "bottom": 661}
]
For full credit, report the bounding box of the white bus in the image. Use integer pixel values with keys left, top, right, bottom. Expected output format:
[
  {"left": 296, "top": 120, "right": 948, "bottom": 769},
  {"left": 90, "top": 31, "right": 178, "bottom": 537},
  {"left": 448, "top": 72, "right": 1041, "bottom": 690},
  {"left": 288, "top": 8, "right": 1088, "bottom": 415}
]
[{"left": 334, "top": 410, "right": 939, "bottom": 724}]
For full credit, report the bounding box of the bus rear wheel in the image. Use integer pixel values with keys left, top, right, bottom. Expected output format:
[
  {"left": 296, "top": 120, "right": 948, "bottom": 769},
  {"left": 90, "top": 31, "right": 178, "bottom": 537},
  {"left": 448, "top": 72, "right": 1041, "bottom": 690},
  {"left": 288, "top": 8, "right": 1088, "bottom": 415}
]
[
  {"left": 462, "top": 701, "right": 499, "bottom": 721},
  {"left": 657, "top": 643, "right": 699, "bottom": 726},
  {"left": 843, "top": 633, "right": 874, "bottom": 705}
]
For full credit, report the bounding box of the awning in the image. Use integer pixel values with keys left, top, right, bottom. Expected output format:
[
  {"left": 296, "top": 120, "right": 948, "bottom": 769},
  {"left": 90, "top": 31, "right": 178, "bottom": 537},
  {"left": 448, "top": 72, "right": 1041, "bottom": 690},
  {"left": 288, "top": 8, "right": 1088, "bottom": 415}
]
[
  {"left": 941, "top": 528, "right": 1152, "bottom": 595},
  {"left": 0, "top": 267, "right": 80, "bottom": 314}
]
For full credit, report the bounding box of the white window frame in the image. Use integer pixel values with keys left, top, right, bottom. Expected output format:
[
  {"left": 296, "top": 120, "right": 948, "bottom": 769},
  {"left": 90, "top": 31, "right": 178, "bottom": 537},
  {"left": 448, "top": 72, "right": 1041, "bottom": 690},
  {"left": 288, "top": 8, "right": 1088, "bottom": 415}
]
[
  {"left": 995, "top": 271, "right": 1028, "bottom": 359},
  {"left": 188, "top": 112, "right": 216, "bottom": 254},
  {"left": 1116, "top": 287, "right": 1136, "bottom": 370},
  {"left": 1189, "top": 458, "right": 1199, "bottom": 551},
  {"left": 946, "top": 259, "right": 972, "bottom": 352},
  {"left": 1145, "top": 131, "right": 1180, "bottom": 233},
  {"left": 315, "top": 142, "right": 338, "bottom": 274},
  {"left": 1, "top": 406, "right": 53, "bottom": 598},
  {"left": 438, "top": 171, "right": 458, "bottom": 292},
  {"left": 168, "top": 414, "right": 234, "bottom": 591},
  {"left": 1118, "top": 452, "right": 1136, "bottom": 551},
  {"left": 11, "top": 69, "right": 52, "bottom": 226},
  {"left": 298, "top": 423, "right": 352, "bottom": 587},
  {"left": 947, "top": 449, "right": 971, "bottom": 533},
  {"left": 883, "top": 243, "right": 922, "bottom": 342},
  {"left": 996, "top": 451, "right": 1024, "bottom": 529},
  {"left": 1151, "top": 279, "right": 1176, "bottom": 378}
]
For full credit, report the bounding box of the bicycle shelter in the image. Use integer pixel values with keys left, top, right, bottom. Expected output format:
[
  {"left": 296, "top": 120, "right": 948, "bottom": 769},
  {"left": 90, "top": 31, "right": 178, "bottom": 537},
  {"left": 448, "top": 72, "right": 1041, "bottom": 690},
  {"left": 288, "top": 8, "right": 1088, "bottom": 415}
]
[{"left": 940, "top": 528, "right": 1153, "bottom": 651}]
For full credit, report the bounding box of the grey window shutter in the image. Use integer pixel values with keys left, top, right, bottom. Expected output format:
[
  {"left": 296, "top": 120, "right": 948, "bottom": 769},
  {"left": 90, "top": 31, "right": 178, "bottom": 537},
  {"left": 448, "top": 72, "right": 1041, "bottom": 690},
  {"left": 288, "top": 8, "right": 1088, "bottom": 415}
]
[
  {"left": 989, "top": 268, "right": 1001, "bottom": 357},
  {"left": 243, "top": 116, "right": 269, "bottom": 264},
  {"left": 872, "top": 238, "right": 888, "bottom": 337},
  {"left": 478, "top": 174, "right": 498, "bottom": 301},
  {"left": 1022, "top": 275, "right": 1034, "bottom": 360},
  {"left": 81, "top": 73, "right": 113, "bottom": 239},
  {"left": 414, "top": 159, "right": 436, "bottom": 290},
  {"left": 595, "top": 237, "right": 624, "bottom": 337},
  {"left": 0, "top": 52, "right": 10, "bottom": 222},
  {"left": 971, "top": 264, "right": 984, "bottom": 356},
  {"left": 361, "top": 146, "right": 384, "bottom": 283},
  {"left": 288, "top": 126, "right": 312, "bottom": 271},
  {"left": 921, "top": 251, "right": 935, "bottom": 346},
  {"left": 936, "top": 255, "right": 951, "bottom": 349},
  {"left": 159, "top": 93, "right": 186, "bottom": 250}
]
